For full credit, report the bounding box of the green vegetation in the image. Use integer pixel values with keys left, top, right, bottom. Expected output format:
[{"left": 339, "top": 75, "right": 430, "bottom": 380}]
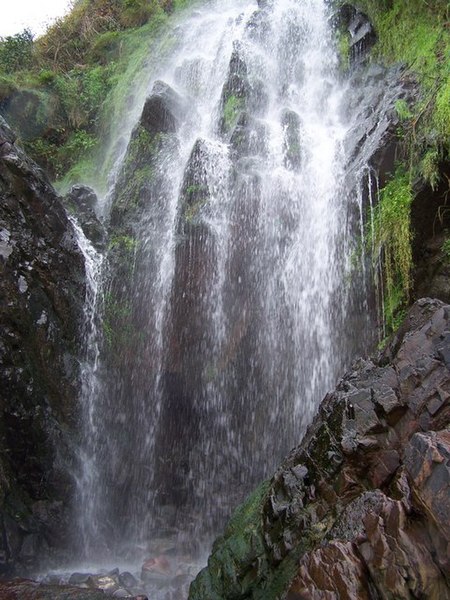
[
  {"left": 394, "top": 99, "right": 413, "bottom": 121},
  {"left": 349, "top": 0, "right": 449, "bottom": 333},
  {"left": 0, "top": 0, "right": 195, "bottom": 184},
  {"left": 223, "top": 94, "right": 243, "bottom": 132},
  {"left": 369, "top": 171, "right": 413, "bottom": 332},
  {"left": 441, "top": 237, "right": 450, "bottom": 261},
  {"left": 109, "top": 234, "right": 138, "bottom": 253},
  {"left": 102, "top": 291, "right": 135, "bottom": 353},
  {"left": 337, "top": 30, "right": 351, "bottom": 70},
  {"left": 0, "top": 29, "right": 33, "bottom": 73}
]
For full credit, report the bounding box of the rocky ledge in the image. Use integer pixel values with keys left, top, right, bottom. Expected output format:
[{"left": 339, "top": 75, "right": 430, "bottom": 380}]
[{"left": 189, "top": 298, "right": 450, "bottom": 599}]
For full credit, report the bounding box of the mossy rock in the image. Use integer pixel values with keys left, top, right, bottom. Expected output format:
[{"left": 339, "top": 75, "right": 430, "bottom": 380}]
[
  {"left": 2, "top": 88, "right": 65, "bottom": 141},
  {"left": 177, "top": 138, "right": 211, "bottom": 231},
  {"left": 220, "top": 42, "right": 249, "bottom": 135}
]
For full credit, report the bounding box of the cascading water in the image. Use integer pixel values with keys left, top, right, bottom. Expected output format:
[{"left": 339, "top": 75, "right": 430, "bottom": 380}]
[{"left": 73, "top": 0, "right": 378, "bottom": 588}]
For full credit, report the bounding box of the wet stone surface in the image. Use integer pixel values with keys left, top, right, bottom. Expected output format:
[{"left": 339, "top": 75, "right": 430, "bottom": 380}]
[{"left": 25, "top": 544, "right": 206, "bottom": 600}]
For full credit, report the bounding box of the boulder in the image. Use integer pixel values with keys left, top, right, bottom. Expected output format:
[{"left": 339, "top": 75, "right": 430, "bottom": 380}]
[
  {"left": 189, "top": 298, "right": 450, "bottom": 599},
  {"left": 109, "top": 84, "right": 181, "bottom": 228},
  {"left": 140, "top": 80, "right": 187, "bottom": 137}
]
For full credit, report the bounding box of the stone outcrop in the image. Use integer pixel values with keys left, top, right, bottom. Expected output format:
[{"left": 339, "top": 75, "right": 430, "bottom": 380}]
[
  {"left": 0, "top": 117, "right": 85, "bottom": 573},
  {"left": 189, "top": 298, "right": 450, "bottom": 599},
  {"left": 64, "top": 185, "right": 105, "bottom": 251}
]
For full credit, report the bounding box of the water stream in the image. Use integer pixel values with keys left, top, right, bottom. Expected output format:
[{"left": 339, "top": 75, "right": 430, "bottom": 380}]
[{"left": 71, "top": 0, "right": 378, "bottom": 594}]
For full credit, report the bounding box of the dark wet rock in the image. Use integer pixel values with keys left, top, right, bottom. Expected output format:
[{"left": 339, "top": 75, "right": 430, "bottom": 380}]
[
  {"left": 257, "top": 0, "right": 273, "bottom": 8},
  {"left": 109, "top": 93, "right": 180, "bottom": 229},
  {"left": 65, "top": 185, "right": 105, "bottom": 250},
  {"left": 338, "top": 5, "right": 376, "bottom": 65},
  {"left": 230, "top": 112, "right": 267, "bottom": 160},
  {"left": 348, "top": 11, "right": 376, "bottom": 64},
  {"left": 246, "top": 10, "right": 270, "bottom": 45},
  {"left": 87, "top": 574, "right": 119, "bottom": 593},
  {"left": 189, "top": 298, "right": 450, "bottom": 599},
  {"left": 68, "top": 573, "right": 91, "bottom": 586},
  {"left": 281, "top": 109, "right": 302, "bottom": 170},
  {"left": 118, "top": 572, "right": 138, "bottom": 589},
  {"left": 0, "top": 117, "right": 85, "bottom": 573},
  {"left": 140, "top": 80, "right": 187, "bottom": 137},
  {"left": 112, "top": 590, "right": 132, "bottom": 598},
  {"left": 64, "top": 569, "right": 143, "bottom": 598},
  {"left": 220, "top": 42, "right": 250, "bottom": 135},
  {"left": 177, "top": 138, "right": 211, "bottom": 231},
  {"left": 412, "top": 162, "right": 450, "bottom": 304},
  {"left": 342, "top": 63, "right": 416, "bottom": 193}
]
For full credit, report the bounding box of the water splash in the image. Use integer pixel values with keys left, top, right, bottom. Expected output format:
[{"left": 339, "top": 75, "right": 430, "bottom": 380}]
[{"left": 69, "top": 218, "right": 104, "bottom": 553}]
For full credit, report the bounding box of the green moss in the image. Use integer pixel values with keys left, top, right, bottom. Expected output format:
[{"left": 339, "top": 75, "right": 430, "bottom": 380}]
[
  {"left": 394, "top": 99, "right": 413, "bottom": 121},
  {"left": 223, "top": 94, "right": 243, "bottom": 132},
  {"left": 368, "top": 169, "right": 413, "bottom": 333},
  {"left": 433, "top": 77, "right": 450, "bottom": 151},
  {"left": 345, "top": 0, "right": 449, "bottom": 333},
  {"left": 184, "top": 199, "right": 207, "bottom": 223},
  {"left": 102, "top": 291, "right": 135, "bottom": 352},
  {"left": 223, "top": 480, "right": 270, "bottom": 539},
  {"left": 352, "top": 0, "right": 449, "bottom": 156},
  {"left": 441, "top": 237, "right": 450, "bottom": 260},
  {"left": 337, "top": 30, "right": 351, "bottom": 70},
  {"left": 420, "top": 148, "right": 440, "bottom": 190}
]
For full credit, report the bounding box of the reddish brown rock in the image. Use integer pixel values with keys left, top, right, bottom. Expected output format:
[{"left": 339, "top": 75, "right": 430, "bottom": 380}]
[{"left": 189, "top": 299, "right": 450, "bottom": 600}]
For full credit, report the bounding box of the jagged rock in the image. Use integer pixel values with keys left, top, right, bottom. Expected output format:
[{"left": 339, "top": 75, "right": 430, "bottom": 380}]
[
  {"left": 109, "top": 84, "right": 180, "bottom": 228},
  {"left": 342, "top": 63, "right": 416, "bottom": 191},
  {"left": 220, "top": 42, "right": 250, "bottom": 134},
  {"left": 338, "top": 5, "right": 376, "bottom": 65},
  {"left": 0, "top": 117, "right": 85, "bottom": 573},
  {"left": 140, "top": 80, "right": 187, "bottom": 136},
  {"left": 65, "top": 185, "right": 106, "bottom": 250},
  {"left": 189, "top": 298, "right": 450, "bottom": 599},
  {"left": 177, "top": 138, "right": 211, "bottom": 231},
  {"left": 348, "top": 11, "right": 376, "bottom": 63}
]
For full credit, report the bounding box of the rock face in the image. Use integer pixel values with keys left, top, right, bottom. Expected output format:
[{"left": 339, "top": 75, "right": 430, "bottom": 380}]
[
  {"left": 64, "top": 185, "right": 105, "bottom": 251},
  {"left": 0, "top": 117, "right": 85, "bottom": 573},
  {"left": 189, "top": 298, "right": 450, "bottom": 599}
]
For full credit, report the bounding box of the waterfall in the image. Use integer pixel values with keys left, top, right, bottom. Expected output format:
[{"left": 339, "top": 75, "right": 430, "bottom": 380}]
[{"left": 75, "top": 0, "right": 376, "bottom": 575}]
